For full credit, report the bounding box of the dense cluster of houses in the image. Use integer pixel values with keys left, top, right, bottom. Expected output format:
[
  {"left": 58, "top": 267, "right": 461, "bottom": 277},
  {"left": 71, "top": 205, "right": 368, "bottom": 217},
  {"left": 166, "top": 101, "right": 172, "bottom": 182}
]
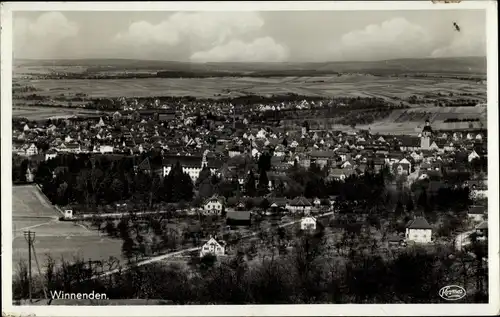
[
  {"left": 14, "top": 113, "right": 487, "bottom": 186},
  {"left": 13, "top": 107, "right": 488, "bottom": 257}
]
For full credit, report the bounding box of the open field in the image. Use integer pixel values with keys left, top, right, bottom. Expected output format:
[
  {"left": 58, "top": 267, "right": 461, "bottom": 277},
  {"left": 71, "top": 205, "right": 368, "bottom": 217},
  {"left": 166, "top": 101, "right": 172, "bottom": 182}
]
[
  {"left": 12, "top": 105, "right": 108, "bottom": 120},
  {"left": 361, "top": 106, "right": 487, "bottom": 135},
  {"left": 13, "top": 74, "right": 486, "bottom": 100},
  {"left": 14, "top": 56, "right": 486, "bottom": 75},
  {"left": 12, "top": 185, "right": 124, "bottom": 273}
]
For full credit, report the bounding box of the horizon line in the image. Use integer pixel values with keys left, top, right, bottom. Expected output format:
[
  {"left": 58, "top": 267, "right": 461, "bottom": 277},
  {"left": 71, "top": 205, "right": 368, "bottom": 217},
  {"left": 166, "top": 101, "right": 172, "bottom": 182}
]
[{"left": 13, "top": 55, "right": 487, "bottom": 65}]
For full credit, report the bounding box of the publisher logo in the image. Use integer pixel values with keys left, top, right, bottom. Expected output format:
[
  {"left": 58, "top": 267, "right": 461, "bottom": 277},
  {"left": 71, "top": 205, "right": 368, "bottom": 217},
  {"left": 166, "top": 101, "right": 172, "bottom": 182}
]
[{"left": 439, "top": 285, "right": 466, "bottom": 301}]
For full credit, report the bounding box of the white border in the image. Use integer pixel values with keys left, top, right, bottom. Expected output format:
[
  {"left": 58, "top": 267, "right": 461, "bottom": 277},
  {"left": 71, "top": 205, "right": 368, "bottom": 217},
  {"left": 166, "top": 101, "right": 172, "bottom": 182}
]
[{"left": 1, "top": 1, "right": 498, "bottom": 316}]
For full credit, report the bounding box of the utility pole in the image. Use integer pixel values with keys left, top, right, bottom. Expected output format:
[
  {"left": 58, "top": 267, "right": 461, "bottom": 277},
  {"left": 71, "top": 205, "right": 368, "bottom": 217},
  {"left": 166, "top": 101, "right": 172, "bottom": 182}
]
[{"left": 24, "top": 230, "right": 36, "bottom": 304}]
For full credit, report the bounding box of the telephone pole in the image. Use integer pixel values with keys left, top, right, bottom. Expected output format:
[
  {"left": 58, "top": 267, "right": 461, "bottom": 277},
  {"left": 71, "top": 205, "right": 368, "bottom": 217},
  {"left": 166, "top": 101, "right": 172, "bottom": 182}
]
[{"left": 24, "top": 230, "right": 36, "bottom": 303}]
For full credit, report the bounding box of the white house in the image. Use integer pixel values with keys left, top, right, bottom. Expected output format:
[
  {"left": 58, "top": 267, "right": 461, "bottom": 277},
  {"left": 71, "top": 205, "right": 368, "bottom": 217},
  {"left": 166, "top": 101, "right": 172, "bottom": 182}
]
[
  {"left": 468, "top": 150, "right": 480, "bottom": 162},
  {"left": 287, "top": 196, "right": 312, "bottom": 214},
  {"left": 23, "top": 124, "right": 30, "bottom": 131},
  {"left": 99, "top": 144, "right": 114, "bottom": 154},
  {"left": 25, "top": 143, "right": 38, "bottom": 156},
  {"left": 256, "top": 129, "right": 267, "bottom": 139},
  {"left": 203, "top": 195, "right": 224, "bottom": 215},
  {"left": 199, "top": 237, "right": 226, "bottom": 258},
  {"left": 63, "top": 209, "right": 74, "bottom": 220},
  {"left": 300, "top": 216, "right": 317, "bottom": 231},
  {"left": 405, "top": 217, "right": 433, "bottom": 244},
  {"left": 45, "top": 150, "right": 58, "bottom": 161}
]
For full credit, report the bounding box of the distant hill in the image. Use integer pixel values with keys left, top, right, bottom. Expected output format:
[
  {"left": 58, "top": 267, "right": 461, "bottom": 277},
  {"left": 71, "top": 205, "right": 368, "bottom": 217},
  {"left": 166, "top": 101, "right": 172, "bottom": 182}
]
[{"left": 14, "top": 56, "right": 486, "bottom": 77}]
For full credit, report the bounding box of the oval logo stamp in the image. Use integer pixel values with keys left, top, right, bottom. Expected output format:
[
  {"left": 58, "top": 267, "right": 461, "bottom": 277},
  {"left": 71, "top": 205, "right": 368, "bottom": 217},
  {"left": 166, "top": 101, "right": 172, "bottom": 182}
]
[{"left": 439, "top": 285, "right": 466, "bottom": 301}]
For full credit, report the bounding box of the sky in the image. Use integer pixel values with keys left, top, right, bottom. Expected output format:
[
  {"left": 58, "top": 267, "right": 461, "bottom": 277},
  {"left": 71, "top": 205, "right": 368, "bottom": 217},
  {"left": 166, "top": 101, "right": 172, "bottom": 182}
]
[{"left": 13, "top": 10, "right": 487, "bottom": 62}]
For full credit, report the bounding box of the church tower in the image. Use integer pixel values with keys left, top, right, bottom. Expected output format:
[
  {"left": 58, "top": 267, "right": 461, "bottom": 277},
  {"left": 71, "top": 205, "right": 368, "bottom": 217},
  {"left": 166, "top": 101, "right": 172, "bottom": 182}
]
[
  {"left": 201, "top": 149, "right": 209, "bottom": 168},
  {"left": 420, "top": 120, "right": 433, "bottom": 150}
]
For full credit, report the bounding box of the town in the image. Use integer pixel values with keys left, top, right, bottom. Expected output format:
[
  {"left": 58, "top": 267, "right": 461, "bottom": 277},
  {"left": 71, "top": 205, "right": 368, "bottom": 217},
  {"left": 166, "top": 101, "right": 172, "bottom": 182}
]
[
  {"left": 8, "top": 6, "right": 492, "bottom": 306},
  {"left": 12, "top": 94, "right": 488, "bottom": 304}
]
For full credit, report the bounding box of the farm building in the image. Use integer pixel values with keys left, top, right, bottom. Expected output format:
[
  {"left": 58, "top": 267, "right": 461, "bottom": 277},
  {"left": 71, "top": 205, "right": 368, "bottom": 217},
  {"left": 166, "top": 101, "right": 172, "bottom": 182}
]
[
  {"left": 468, "top": 205, "right": 486, "bottom": 223},
  {"left": 405, "top": 217, "right": 432, "bottom": 244},
  {"left": 226, "top": 211, "right": 251, "bottom": 226},
  {"left": 475, "top": 221, "right": 488, "bottom": 237}
]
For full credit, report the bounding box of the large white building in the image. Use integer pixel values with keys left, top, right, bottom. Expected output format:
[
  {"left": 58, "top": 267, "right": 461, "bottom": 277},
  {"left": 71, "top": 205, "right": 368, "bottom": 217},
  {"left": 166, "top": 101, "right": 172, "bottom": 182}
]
[
  {"left": 405, "top": 217, "right": 433, "bottom": 244},
  {"left": 162, "top": 150, "right": 222, "bottom": 182}
]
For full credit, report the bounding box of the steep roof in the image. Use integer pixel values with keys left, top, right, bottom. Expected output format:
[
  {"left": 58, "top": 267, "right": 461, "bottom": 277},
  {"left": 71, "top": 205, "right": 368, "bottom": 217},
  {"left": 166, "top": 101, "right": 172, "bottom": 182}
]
[
  {"left": 137, "top": 157, "right": 151, "bottom": 171},
  {"left": 163, "top": 155, "right": 202, "bottom": 168},
  {"left": 476, "top": 221, "right": 488, "bottom": 230},
  {"left": 226, "top": 211, "right": 251, "bottom": 221},
  {"left": 290, "top": 196, "right": 312, "bottom": 207},
  {"left": 468, "top": 205, "right": 486, "bottom": 215},
  {"left": 406, "top": 217, "right": 432, "bottom": 229}
]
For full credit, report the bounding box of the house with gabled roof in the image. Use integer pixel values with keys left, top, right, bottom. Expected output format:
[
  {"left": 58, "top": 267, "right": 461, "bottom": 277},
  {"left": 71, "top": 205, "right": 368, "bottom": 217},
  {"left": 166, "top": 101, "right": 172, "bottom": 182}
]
[
  {"left": 25, "top": 143, "right": 38, "bottom": 156},
  {"left": 287, "top": 196, "right": 312, "bottom": 214},
  {"left": 136, "top": 157, "right": 152, "bottom": 174},
  {"left": 203, "top": 195, "right": 225, "bottom": 215},
  {"left": 301, "top": 216, "right": 317, "bottom": 231},
  {"left": 393, "top": 157, "right": 412, "bottom": 175},
  {"left": 405, "top": 217, "right": 432, "bottom": 244},
  {"left": 475, "top": 221, "right": 488, "bottom": 237},
  {"left": 199, "top": 237, "right": 226, "bottom": 258}
]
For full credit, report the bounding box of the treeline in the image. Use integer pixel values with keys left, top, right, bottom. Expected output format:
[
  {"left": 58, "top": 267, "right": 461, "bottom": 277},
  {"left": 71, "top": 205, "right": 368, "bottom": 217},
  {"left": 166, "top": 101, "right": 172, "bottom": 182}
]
[
  {"left": 444, "top": 118, "right": 481, "bottom": 123},
  {"left": 258, "top": 97, "right": 405, "bottom": 122},
  {"left": 13, "top": 231, "right": 488, "bottom": 303},
  {"left": 12, "top": 85, "right": 40, "bottom": 93},
  {"left": 35, "top": 153, "right": 196, "bottom": 210}
]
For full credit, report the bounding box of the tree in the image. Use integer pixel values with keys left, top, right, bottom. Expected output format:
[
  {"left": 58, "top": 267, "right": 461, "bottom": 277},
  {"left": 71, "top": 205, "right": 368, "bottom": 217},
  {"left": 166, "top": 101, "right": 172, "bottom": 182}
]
[
  {"left": 244, "top": 172, "right": 257, "bottom": 197},
  {"left": 199, "top": 177, "right": 214, "bottom": 199},
  {"left": 164, "top": 162, "right": 194, "bottom": 203},
  {"left": 406, "top": 196, "right": 414, "bottom": 212},
  {"left": 122, "top": 237, "right": 136, "bottom": 262},
  {"left": 257, "top": 169, "right": 269, "bottom": 196},
  {"left": 282, "top": 138, "right": 288, "bottom": 148},
  {"left": 196, "top": 166, "right": 212, "bottom": 187},
  {"left": 276, "top": 181, "right": 286, "bottom": 196},
  {"left": 394, "top": 200, "right": 404, "bottom": 217},
  {"left": 417, "top": 189, "right": 428, "bottom": 210},
  {"left": 257, "top": 152, "right": 272, "bottom": 172},
  {"left": 104, "top": 220, "right": 117, "bottom": 237},
  {"left": 260, "top": 198, "right": 270, "bottom": 211},
  {"left": 110, "top": 178, "right": 124, "bottom": 202}
]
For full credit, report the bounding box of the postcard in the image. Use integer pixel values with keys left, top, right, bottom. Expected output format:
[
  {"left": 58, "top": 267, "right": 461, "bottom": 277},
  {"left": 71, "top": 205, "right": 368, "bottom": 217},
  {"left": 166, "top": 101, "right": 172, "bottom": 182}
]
[{"left": 1, "top": 1, "right": 498, "bottom": 316}]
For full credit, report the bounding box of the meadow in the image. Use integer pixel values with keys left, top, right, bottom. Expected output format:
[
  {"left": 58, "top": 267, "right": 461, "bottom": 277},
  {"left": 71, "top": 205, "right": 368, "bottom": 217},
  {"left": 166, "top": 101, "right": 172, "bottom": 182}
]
[
  {"left": 12, "top": 185, "right": 124, "bottom": 273},
  {"left": 360, "top": 106, "right": 487, "bottom": 135},
  {"left": 12, "top": 105, "right": 108, "bottom": 120},
  {"left": 13, "top": 74, "right": 485, "bottom": 100}
]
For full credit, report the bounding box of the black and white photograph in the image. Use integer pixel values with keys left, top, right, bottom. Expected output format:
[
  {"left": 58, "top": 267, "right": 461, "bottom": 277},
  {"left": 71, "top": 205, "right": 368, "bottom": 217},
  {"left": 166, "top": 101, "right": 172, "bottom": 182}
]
[{"left": 1, "top": 1, "right": 498, "bottom": 315}]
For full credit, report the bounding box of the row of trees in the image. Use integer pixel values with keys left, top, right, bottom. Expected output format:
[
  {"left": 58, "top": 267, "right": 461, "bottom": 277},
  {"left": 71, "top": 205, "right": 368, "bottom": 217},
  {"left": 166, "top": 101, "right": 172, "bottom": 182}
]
[
  {"left": 35, "top": 154, "right": 196, "bottom": 209},
  {"left": 13, "top": 230, "right": 488, "bottom": 303}
]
